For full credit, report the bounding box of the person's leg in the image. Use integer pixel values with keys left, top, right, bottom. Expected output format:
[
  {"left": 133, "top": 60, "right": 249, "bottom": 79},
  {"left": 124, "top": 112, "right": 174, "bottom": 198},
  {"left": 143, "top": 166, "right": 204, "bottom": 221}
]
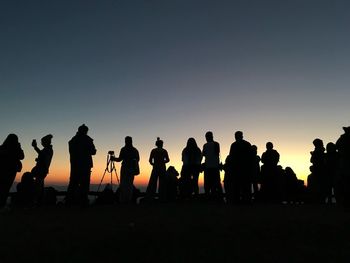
[
  {"left": 79, "top": 169, "right": 91, "bottom": 205},
  {"left": 146, "top": 169, "right": 158, "bottom": 199},
  {"left": 0, "top": 173, "right": 15, "bottom": 208}
]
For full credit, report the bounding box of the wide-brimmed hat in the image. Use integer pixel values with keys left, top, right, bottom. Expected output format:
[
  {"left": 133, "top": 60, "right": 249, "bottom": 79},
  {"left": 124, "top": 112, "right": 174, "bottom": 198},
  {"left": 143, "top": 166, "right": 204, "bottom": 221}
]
[{"left": 41, "top": 134, "right": 53, "bottom": 144}]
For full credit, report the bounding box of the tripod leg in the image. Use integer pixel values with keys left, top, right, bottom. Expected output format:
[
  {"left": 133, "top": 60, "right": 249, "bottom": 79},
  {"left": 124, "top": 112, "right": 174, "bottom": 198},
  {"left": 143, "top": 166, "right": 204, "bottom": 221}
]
[
  {"left": 97, "top": 168, "right": 109, "bottom": 193},
  {"left": 113, "top": 168, "right": 120, "bottom": 184}
]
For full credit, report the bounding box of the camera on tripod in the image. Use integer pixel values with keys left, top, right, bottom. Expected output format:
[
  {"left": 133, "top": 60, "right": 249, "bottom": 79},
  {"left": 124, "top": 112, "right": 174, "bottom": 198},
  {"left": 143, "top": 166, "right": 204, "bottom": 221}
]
[{"left": 96, "top": 150, "right": 119, "bottom": 195}]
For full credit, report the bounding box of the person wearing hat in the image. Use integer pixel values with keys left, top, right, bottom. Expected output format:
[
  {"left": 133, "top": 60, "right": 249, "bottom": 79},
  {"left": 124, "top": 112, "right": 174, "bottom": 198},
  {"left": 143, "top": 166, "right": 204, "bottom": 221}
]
[
  {"left": 31, "top": 134, "right": 54, "bottom": 205},
  {"left": 66, "top": 124, "right": 96, "bottom": 206}
]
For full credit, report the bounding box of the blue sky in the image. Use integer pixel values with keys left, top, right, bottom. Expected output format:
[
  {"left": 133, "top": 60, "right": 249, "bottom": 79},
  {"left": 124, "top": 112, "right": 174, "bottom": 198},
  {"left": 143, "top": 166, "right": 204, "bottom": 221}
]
[{"left": 1, "top": 0, "right": 349, "bottom": 185}]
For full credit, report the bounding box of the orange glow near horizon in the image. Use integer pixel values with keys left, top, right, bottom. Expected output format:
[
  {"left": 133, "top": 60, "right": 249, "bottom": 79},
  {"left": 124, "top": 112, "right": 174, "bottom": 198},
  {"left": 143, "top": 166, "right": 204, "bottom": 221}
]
[
  {"left": 13, "top": 130, "right": 319, "bottom": 189},
  {"left": 13, "top": 123, "right": 332, "bottom": 190},
  {"left": 16, "top": 148, "right": 310, "bottom": 189}
]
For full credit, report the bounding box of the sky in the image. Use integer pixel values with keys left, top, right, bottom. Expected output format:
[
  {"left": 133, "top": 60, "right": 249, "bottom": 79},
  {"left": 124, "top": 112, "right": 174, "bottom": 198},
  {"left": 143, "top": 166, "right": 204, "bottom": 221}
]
[{"left": 1, "top": 0, "right": 349, "bottom": 188}]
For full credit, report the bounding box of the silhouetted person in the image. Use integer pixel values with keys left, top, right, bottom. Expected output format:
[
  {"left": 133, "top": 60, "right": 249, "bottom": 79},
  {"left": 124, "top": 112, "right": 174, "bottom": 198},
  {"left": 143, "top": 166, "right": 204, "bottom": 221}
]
[
  {"left": 166, "top": 166, "right": 179, "bottom": 202},
  {"left": 202, "top": 131, "right": 222, "bottom": 201},
  {"left": 223, "top": 154, "right": 234, "bottom": 203},
  {"left": 14, "top": 171, "right": 35, "bottom": 206},
  {"left": 325, "top": 142, "right": 338, "bottom": 204},
  {"left": 307, "top": 166, "right": 316, "bottom": 203},
  {"left": 226, "top": 131, "right": 254, "bottom": 204},
  {"left": 180, "top": 138, "right": 202, "bottom": 198},
  {"left": 31, "top": 134, "right": 53, "bottom": 205},
  {"left": 283, "top": 167, "right": 299, "bottom": 204},
  {"left": 96, "top": 183, "right": 114, "bottom": 205},
  {"left": 0, "top": 134, "right": 24, "bottom": 208},
  {"left": 310, "top": 138, "right": 326, "bottom": 203},
  {"left": 112, "top": 136, "right": 140, "bottom": 204},
  {"left": 336, "top": 126, "right": 350, "bottom": 206},
  {"left": 66, "top": 124, "right": 96, "bottom": 206},
  {"left": 260, "top": 142, "right": 281, "bottom": 202},
  {"left": 251, "top": 145, "right": 261, "bottom": 199},
  {"left": 146, "top": 137, "right": 170, "bottom": 201}
]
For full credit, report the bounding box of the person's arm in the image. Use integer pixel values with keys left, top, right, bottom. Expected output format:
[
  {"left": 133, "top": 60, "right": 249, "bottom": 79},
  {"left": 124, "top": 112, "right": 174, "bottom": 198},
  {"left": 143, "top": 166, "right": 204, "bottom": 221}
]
[
  {"left": 229, "top": 143, "right": 234, "bottom": 156},
  {"left": 149, "top": 149, "right": 154, "bottom": 165},
  {"left": 31, "top": 139, "right": 41, "bottom": 154},
  {"left": 199, "top": 149, "right": 203, "bottom": 164},
  {"left": 164, "top": 150, "right": 170, "bottom": 163},
  {"left": 261, "top": 152, "right": 266, "bottom": 164},
  {"left": 91, "top": 142, "right": 97, "bottom": 155},
  {"left": 135, "top": 149, "right": 140, "bottom": 162},
  {"left": 18, "top": 144, "right": 25, "bottom": 160},
  {"left": 201, "top": 145, "right": 206, "bottom": 164},
  {"left": 111, "top": 148, "right": 123, "bottom": 162}
]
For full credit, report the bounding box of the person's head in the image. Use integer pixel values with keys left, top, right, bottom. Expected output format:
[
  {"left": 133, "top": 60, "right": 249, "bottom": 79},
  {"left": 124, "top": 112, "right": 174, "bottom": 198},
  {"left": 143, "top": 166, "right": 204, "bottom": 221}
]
[
  {"left": 235, "top": 131, "right": 243, "bottom": 141},
  {"left": 205, "top": 131, "right": 213, "bottom": 142},
  {"left": 155, "top": 137, "right": 163, "bottom": 148},
  {"left": 21, "top": 171, "right": 34, "bottom": 184},
  {"left": 313, "top": 138, "right": 324, "bottom": 148},
  {"left": 41, "top": 134, "right": 53, "bottom": 147},
  {"left": 186, "top": 137, "right": 198, "bottom": 149},
  {"left": 2, "top": 133, "right": 19, "bottom": 147},
  {"left": 343, "top": 126, "right": 350, "bottom": 134},
  {"left": 266, "top": 142, "right": 273, "bottom": 150},
  {"left": 167, "top": 166, "right": 179, "bottom": 177},
  {"left": 326, "top": 142, "right": 336, "bottom": 153},
  {"left": 125, "top": 136, "right": 133, "bottom": 147},
  {"left": 309, "top": 165, "right": 314, "bottom": 173},
  {"left": 285, "top": 166, "right": 295, "bottom": 175},
  {"left": 251, "top": 145, "right": 258, "bottom": 155},
  {"left": 77, "top": 124, "right": 89, "bottom": 135}
]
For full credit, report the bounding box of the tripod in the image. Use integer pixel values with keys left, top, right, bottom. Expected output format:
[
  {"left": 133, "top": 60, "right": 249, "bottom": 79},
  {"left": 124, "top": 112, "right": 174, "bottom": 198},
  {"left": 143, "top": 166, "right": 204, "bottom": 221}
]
[{"left": 97, "top": 152, "right": 120, "bottom": 193}]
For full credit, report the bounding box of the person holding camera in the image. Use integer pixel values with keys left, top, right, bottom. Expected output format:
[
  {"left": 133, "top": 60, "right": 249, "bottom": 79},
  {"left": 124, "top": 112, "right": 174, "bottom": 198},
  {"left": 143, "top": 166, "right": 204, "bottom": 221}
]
[
  {"left": 111, "top": 136, "right": 140, "bottom": 204},
  {"left": 31, "top": 134, "right": 53, "bottom": 205}
]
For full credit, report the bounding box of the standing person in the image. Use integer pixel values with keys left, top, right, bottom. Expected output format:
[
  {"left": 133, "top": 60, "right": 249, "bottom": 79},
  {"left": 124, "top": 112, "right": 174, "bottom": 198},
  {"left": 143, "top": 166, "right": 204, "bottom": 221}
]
[
  {"left": 112, "top": 136, "right": 140, "bottom": 204},
  {"left": 0, "top": 134, "right": 24, "bottom": 208},
  {"left": 31, "top": 134, "right": 53, "bottom": 205},
  {"left": 228, "top": 131, "right": 254, "bottom": 204},
  {"left": 251, "top": 145, "right": 261, "bottom": 199},
  {"left": 336, "top": 126, "right": 350, "bottom": 206},
  {"left": 260, "top": 142, "right": 281, "bottom": 201},
  {"left": 180, "top": 138, "right": 202, "bottom": 198},
  {"left": 324, "top": 142, "right": 338, "bottom": 204},
  {"left": 146, "top": 137, "right": 170, "bottom": 201},
  {"left": 202, "top": 131, "right": 222, "bottom": 200},
  {"left": 310, "top": 138, "right": 326, "bottom": 203},
  {"left": 66, "top": 124, "right": 96, "bottom": 206}
]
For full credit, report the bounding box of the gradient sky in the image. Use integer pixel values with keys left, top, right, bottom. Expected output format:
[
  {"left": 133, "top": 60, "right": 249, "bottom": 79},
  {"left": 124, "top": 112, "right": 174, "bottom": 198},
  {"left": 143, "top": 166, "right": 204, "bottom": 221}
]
[{"left": 1, "top": 0, "right": 349, "bottom": 188}]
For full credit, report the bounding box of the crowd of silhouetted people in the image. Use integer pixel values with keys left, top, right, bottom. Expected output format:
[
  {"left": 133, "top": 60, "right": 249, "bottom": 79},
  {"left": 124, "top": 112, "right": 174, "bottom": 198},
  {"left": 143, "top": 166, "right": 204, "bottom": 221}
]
[{"left": 1, "top": 124, "right": 350, "bottom": 209}]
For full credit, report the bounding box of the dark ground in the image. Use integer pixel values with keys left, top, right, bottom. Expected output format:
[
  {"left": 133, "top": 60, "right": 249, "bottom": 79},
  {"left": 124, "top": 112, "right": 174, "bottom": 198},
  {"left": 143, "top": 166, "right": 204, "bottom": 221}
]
[{"left": 1, "top": 203, "right": 350, "bottom": 263}]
